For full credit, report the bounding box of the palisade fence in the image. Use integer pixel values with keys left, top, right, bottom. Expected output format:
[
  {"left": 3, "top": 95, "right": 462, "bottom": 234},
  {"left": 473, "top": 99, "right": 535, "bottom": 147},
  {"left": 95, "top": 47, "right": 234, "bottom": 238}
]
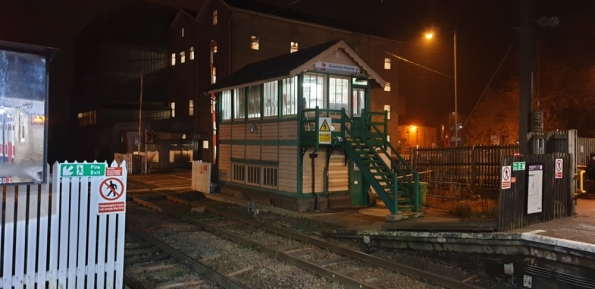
[
  {"left": 498, "top": 153, "right": 572, "bottom": 231},
  {"left": 0, "top": 161, "right": 127, "bottom": 289},
  {"left": 411, "top": 145, "right": 519, "bottom": 191}
]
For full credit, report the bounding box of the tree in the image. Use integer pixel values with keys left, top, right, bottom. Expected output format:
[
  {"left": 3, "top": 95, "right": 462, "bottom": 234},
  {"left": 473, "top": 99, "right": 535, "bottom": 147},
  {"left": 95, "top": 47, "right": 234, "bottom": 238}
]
[{"left": 463, "top": 81, "right": 519, "bottom": 145}]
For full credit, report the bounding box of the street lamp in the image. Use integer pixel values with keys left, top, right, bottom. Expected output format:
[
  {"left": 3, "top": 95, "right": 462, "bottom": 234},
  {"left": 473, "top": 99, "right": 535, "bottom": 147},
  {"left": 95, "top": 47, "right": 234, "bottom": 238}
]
[{"left": 425, "top": 30, "right": 458, "bottom": 146}]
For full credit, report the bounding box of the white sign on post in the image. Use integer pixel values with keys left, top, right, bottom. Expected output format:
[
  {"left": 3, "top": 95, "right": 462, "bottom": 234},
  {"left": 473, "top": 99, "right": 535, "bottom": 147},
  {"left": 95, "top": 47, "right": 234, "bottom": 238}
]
[
  {"left": 501, "top": 166, "right": 511, "bottom": 189},
  {"left": 527, "top": 164, "right": 544, "bottom": 214},
  {"left": 555, "top": 158, "right": 563, "bottom": 179},
  {"left": 96, "top": 167, "right": 126, "bottom": 214}
]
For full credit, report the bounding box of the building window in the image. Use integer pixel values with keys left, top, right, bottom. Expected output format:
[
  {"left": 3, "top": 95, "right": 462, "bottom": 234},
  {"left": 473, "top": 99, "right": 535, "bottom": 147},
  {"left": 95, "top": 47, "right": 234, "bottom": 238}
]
[
  {"left": 181, "top": 27, "right": 185, "bottom": 37},
  {"left": 282, "top": 76, "right": 298, "bottom": 116},
  {"left": 247, "top": 165, "right": 260, "bottom": 185},
  {"left": 213, "top": 10, "right": 218, "bottom": 25},
  {"left": 189, "top": 99, "right": 194, "bottom": 116},
  {"left": 212, "top": 66, "right": 216, "bottom": 84},
  {"left": 189, "top": 47, "right": 194, "bottom": 60},
  {"left": 232, "top": 164, "right": 245, "bottom": 182},
  {"left": 171, "top": 53, "right": 176, "bottom": 66},
  {"left": 290, "top": 41, "right": 298, "bottom": 53},
  {"left": 263, "top": 167, "right": 278, "bottom": 188},
  {"left": 180, "top": 51, "right": 185, "bottom": 64},
  {"left": 221, "top": 90, "right": 231, "bottom": 121},
  {"left": 251, "top": 36, "right": 259, "bottom": 50},
  {"left": 234, "top": 88, "right": 245, "bottom": 120},
  {"left": 212, "top": 41, "right": 217, "bottom": 53},
  {"left": 263, "top": 81, "right": 278, "bottom": 118},
  {"left": 384, "top": 58, "right": 391, "bottom": 70},
  {"left": 303, "top": 73, "right": 326, "bottom": 109},
  {"left": 247, "top": 85, "right": 260, "bottom": 119},
  {"left": 329, "top": 77, "right": 349, "bottom": 111},
  {"left": 384, "top": 82, "right": 391, "bottom": 92},
  {"left": 170, "top": 102, "right": 176, "bottom": 117}
]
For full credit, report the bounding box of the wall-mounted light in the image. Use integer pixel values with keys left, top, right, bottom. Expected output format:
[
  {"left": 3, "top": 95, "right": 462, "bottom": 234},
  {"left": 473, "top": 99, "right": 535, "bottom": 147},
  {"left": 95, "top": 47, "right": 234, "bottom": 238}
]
[{"left": 250, "top": 124, "right": 258, "bottom": 133}]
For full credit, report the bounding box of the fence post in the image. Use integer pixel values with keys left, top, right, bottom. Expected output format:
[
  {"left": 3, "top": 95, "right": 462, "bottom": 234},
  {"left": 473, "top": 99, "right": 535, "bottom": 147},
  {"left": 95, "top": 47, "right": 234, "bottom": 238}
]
[{"left": 569, "top": 129, "right": 577, "bottom": 215}]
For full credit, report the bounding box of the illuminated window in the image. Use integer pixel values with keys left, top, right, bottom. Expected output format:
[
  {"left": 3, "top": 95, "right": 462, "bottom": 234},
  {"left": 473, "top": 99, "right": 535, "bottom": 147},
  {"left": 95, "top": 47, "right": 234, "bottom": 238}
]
[
  {"left": 189, "top": 47, "right": 194, "bottom": 60},
  {"left": 221, "top": 90, "right": 231, "bottom": 120},
  {"left": 303, "top": 73, "right": 326, "bottom": 109},
  {"left": 329, "top": 77, "right": 349, "bottom": 111},
  {"left": 181, "top": 27, "right": 185, "bottom": 37},
  {"left": 170, "top": 102, "right": 176, "bottom": 117},
  {"left": 384, "top": 58, "right": 391, "bottom": 70},
  {"left": 384, "top": 82, "right": 391, "bottom": 92},
  {"left": 247, "top": 85, "right": 260, "bottom": 119},
  {"left": 263, "top": 81, "right": 278, "bottom": 118},
  {"left": 171, "top": 53, "right": 176, "bottom": 66},
  {"left": 189, "top": 99, "right": 194, "bottom": 116},
  {"left": 212, "top": 66, "right": 216, "bottom": 84},
  {"left": 234, "top": 88, "right": 245, "bottom": 120},
  {"left": 180, "top": 51, "right": 185, "bottom": 63},
  {"left": 290, "top": 41, "right": 298, "bottom": 53},
  {"left": 212, "top": 41, "right": 217, "bottom": 53},
  {"left": 282, "top": 76, "right": 298, "bottom": 116},
  {"left": 213, "top": 10, "right": 218, "bottom": 25},
  {"left": 251, "top": 36, "right": 259, "bottom": 50}
]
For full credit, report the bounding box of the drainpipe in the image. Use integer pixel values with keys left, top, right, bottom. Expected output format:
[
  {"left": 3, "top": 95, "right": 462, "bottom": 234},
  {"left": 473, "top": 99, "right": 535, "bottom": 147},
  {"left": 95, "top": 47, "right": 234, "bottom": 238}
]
[{"left": 310, "top": 152, "right": 318, "bottom": 211}]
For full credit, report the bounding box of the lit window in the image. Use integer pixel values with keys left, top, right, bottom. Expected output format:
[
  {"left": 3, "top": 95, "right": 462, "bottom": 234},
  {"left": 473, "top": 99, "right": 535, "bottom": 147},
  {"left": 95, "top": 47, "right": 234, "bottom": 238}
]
[
  {"left": 212, "top": 66, "right": 216, "bottom": 84},
  {"left": 384, "top": 58, "right": 391, "bottom": 70},
  {"left": 213, "top": 10, "right": 218, "bottom": 25},
  {"left": 181, "top": 27, "right": 185, "bottom": 37},
  {"left": 384, "top": 82, "right": 391, "bottom": 92},
  {"left": 189, "top": 99, "right": 194, "bottom": 116},
  {"left": 247, "top": 85, "right": 261, "bottom": 119},
  {"left": 263, "top": 81, "right": 278, "bottom": 118},
  {"left": 170, "top": 102, "right": 176, "bottom": 118},
  {"left": 171, "top": 53, "right": 176, "bottom": 66},
  {"left": 180, "top": 51, "right": 185, "bottom": 64},
  {"left": 212, "top": 40, "right": 217, "bottom": 53},
  {"left": 251, "top": 36, "right": 259, "bottom": 50},
  {"left": 189, "top": 47, "right": 194, "bottom": 60},
  {"left": 290, "top": 41, "right": 298, "bottom": 53},
  {"left": 234, "top": 88, "right": 246, "bottom": 120},
  {"left": 282, "top": 76, "right": 298, "bottom": 116},
  {"left": 221, "top": 90, "right": 232, "bottom": 120}
]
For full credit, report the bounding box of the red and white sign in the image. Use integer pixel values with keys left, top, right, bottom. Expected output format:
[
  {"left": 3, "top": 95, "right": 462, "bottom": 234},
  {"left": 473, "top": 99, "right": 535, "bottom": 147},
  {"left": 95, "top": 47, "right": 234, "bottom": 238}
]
[
  {"left": 555, "top": 158, "right": 563, "bottom": 179},
  {"left": 106, "top": 167, "right": 123, "bottom": 176},
  {"left": 98, "top": 177, "right": 126, "bottom": 214},
  {"left": 501, "top": 166, "right": 511, "bottom": 189}
]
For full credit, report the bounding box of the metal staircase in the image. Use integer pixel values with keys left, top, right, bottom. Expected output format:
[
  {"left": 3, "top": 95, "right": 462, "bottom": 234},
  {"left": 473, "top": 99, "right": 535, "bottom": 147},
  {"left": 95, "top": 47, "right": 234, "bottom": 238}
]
[{"left": 341, "top": 111, "right": 421, "bottom": 216}]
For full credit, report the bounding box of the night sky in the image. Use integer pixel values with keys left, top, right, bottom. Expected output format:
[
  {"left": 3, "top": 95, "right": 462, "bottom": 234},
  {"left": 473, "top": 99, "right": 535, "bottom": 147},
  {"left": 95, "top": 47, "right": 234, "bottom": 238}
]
[{"left": 1, "top": 0, "right": 593, "bottom": 127}]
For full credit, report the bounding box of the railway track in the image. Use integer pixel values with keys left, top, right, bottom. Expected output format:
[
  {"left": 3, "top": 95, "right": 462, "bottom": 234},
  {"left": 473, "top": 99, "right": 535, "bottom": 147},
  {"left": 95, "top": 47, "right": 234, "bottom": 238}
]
[{"left": 128, "top": 192, "right": 486, "bottom": 289}]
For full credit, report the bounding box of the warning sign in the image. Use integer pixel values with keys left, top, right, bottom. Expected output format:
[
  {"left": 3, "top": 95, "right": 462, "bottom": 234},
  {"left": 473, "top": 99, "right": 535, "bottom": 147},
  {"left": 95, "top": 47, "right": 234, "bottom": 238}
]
[
  {"left": 555, "top": 158, "right": 563, "bottom": 179},
  {"left": 320, "top": 119, "right": 331, "bottom": 132},
  {"left": 318, "top": 117, "right": 331, "bottom": 144},
  {"left": 98, "top": 177, "right": 126, "bottom": 214},
  {"left": 501, "top": 166, "right": 511, "bottom": 189},
  {"left": 106, "top": 167, "right": 122, "bottom": 176}
]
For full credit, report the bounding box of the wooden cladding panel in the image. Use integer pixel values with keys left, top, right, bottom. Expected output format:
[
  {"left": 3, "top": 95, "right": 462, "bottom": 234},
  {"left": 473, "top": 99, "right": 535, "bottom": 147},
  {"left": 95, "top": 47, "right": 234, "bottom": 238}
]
[
  {"left": 231, "top": 144, "right": 245, "bottom": 159},
  {"left": 219, "top": 124, "right": 232, "bottom": 140},
  {"left": 261, "top": 122, "right": 279, "bottom": 141},
  {"left": 278, "top": 121, "right": 298, "bottom": 140},
  {"left": 301, "top": 148, "right": 325, "bottom": 193},
  {"left": 245, "top": 145, "right": 260, "bottom": 160},
  {"left": 328, "top": 153, "right": 348, "bottom": 192},
  {"left": 261, "top": 146, "right": 278, "bottom": 161},
  {"left": 231, "top": 123, "right": 247, "bottom": 140},
  {"left": 279, "top": 145, "right": 298, "bottom": 193},
  {"left": 219, "top": 144, "right": 231, "bottom": 182}
]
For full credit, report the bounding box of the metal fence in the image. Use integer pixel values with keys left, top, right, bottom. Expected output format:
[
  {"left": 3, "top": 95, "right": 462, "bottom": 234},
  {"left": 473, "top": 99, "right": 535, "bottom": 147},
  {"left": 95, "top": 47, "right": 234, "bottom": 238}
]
[
  {"left": 497, "top": 153, "right": 572, "bottom": 231},
  {"left": 411, "top": 145, "right": 518, "bottom": 190}
]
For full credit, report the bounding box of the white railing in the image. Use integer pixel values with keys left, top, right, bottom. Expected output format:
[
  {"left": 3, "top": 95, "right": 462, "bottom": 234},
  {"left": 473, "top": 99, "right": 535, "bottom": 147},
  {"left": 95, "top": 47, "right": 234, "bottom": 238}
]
[{"left": 0, "top": 161, "right": 127, "bottom": 289}]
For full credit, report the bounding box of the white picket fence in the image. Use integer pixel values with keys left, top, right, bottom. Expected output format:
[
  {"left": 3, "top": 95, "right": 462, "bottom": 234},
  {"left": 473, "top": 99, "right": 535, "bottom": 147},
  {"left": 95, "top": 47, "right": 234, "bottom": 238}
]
[{"left": 0, "top": 161, "right": 127, "bottom": 289}]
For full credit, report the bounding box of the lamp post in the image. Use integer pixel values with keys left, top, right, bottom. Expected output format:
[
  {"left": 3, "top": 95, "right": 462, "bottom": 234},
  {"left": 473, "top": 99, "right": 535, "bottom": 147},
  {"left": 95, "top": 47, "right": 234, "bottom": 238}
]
[{"left": 425, "top": 30, "right": 458, "bottom": 146}]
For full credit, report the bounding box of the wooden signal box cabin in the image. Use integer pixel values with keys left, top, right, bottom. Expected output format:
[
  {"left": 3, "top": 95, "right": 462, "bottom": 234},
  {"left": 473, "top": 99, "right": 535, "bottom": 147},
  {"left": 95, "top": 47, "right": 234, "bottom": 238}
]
[{"left": 209, "top": 39, "right": 421, "bottom": 217}]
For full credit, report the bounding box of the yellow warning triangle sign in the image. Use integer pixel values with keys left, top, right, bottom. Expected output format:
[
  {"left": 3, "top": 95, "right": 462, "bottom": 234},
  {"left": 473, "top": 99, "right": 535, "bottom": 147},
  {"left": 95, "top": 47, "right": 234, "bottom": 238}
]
[{"left": 320, "top": 119, "right": 331, "bottom": 132}]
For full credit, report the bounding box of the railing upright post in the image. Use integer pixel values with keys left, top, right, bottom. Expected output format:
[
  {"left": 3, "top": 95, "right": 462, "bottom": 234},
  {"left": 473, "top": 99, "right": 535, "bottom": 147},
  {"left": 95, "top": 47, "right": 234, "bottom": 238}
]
[{"left": 393, "top": 172, "right": 398, "bottom": 215}]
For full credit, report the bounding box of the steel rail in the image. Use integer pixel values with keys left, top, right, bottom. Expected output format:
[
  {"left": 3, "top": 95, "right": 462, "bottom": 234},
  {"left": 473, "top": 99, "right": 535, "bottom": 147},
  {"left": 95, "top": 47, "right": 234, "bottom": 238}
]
[
  {"left": 205, "top": 206, "right": 484, "bottom": 289},
  {"left": 126, "top": 225, "right": 247, "bottom": 289}
]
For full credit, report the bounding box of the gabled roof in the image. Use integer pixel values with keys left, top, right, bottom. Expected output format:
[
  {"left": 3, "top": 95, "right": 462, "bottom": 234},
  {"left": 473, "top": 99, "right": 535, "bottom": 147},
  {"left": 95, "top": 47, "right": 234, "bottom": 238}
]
[
  {"left": 207, "top": 39, "right": 385, "bottom": 93},
  {"left": 169, "top": 9, "right": 198, "bottom": 29}
]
